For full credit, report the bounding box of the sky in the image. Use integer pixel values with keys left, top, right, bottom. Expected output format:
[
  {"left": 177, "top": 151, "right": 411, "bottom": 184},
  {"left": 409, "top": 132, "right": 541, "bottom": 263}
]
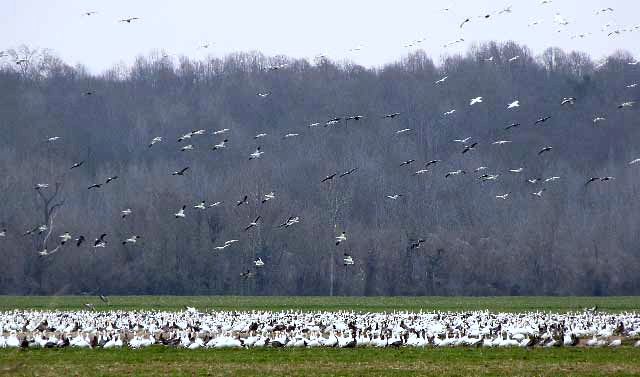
[{"left": 1, "top": 0, "right": 639, "bottom": 74}]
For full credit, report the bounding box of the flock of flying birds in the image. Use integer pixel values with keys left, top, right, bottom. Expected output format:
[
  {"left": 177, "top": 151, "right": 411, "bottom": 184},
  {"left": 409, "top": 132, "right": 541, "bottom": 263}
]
[{"left": 1, "top": 3, "right": 639, "bottom": 284}]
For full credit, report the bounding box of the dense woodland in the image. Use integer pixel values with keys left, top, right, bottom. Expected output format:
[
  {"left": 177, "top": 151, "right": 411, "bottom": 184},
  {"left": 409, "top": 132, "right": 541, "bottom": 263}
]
[{"left": 1, "top": 41, "right": 639, "bottom": 296}]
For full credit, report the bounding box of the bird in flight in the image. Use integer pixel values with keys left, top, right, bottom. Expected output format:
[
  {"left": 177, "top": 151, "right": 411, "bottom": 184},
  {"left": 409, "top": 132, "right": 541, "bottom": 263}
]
[
  {"left": 435, "top": 76, "right": 448, "bottom": 84},
  {"left": 175, "top": 205, "right": 186, "bottom": 218},
  {"left": 278, "top": 216, "right": 300, "bottom": 228},
  {"left": 180, "top": 144, "right": 194, "bottom": 152},
  {"left": 505, "top": 123, "right": 520, "bottom": 130},
  {"left": 386, "top": 194, "right": 403, "bottom": 200},
  {"left": 172, "top": 167, "right": 189, "bottom": 176},
  {"left": 445, "top": 170, "right": 466, "bottom": 178},
  {"left": 400, "top": 159, "right": 415, "bottom": 166},
  {"left": 538, "top": 146, "right": 553, "bottom": 155},
  {"left": 593, "top": 117, "right": 606, "bottom": 124},
  {"left": 236, "top": 195, "right": 248, "bottom": 206},
  {"left": 444, "top": 109, "right": 456, "bottom": 116},
  {"left": 469, "top": 97, "right": 483, "bottom": 105},
  {"left": 254, "top": 258, "right": 265, "bottom": 268},
  {"left": 383, "top": 112, "right": 400, "bottom": 119},
  {"left": 531, "top": 189, "right": 545, "bottom": 197},
  {"left": 561, "top": 97, "right": 576, "bottom": 105},
  {"left": 321, "top": 173, "right": 337, "bottom": 182},
  {"left": 105, "top": 176, "right": 118, "bottom": 184},
  {"left": 93, "top": 233, "right": 107, "bottom": 248},
  {"left": 460, "top": 18, "right": 471, "bottom": 28},
  {"left": 336, "top": 232, "right": 347, "bottom": 245},
  {"left": 618, "top": 101, "right": 635, "bottom": 109},
  {"left": 496, "top": 192, "right": 511, "bottom": 200},
  {"left": 148, "top": 136, "right": 162, "bottom": 148},
  {"left": 262, "top": 192, "right": 275, "bottom": 203},
  {"left": 462, "top": 143, "right": 478, "bottom": 154},
  {"left": 121, "top": 208, "right": 132, "bottom": 218},
  {"left": 123, "top": 235, "right": 141, "bottom": 245},
  {"left": 339, "top": 168, "right": 358, "bottom": 178},
  {"left": 249, "top": 147, "right": 264, "bottom": 159},
  {"left": 585, "top": 177, "right": 600, "bottom": 185},
  {"left": 535, "top": 116, "right": 552, "bottom": 125},
  {"left": 83, "top": 11, "right": 98, "bottom": 16},
  {"left": 59, "top": 232, "right": 72, "bottom": 245},
  {"left": 245, "top": 216, "right": 261, "bottom": 231},
  {"left": 453, "top": 137, "right": 471, "bottom": 144},
  {"left": 343, "top": 254, "right": 354, "bottom": 265},
  {"left": 70, "top": 161, "right": 84, "bottom": 169},
  {"left": 212, "top": 139, "right": 228, "bottom": 150},
  {"left": 88, "top": 183, "right": 102, "bottom": 189},
  {"left": 507, "top": 100, "right": 520, "bottom": 109},
  {"left": 119, "top": 17, "right": 140, "bottom": 23},
  {"left": 425, "top": 160, "right": 441, "bottom": 168},
  {"left": 492, "top": 140, "right": 512, "bottom": 145}
]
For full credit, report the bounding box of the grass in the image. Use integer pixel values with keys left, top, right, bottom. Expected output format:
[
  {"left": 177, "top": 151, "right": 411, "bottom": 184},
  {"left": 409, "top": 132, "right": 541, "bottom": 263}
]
[
  {"left": 1, "top": 347, "right": 640, "bottom": 376},
  {"left": 1, "top": 295, "right": 640, "bottom": 313}
]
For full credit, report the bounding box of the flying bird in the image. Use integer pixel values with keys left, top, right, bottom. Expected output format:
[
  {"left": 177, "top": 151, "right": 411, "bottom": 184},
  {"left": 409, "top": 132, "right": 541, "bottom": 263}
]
[
  {"left": 335, "top": 232, "right": 347, "bottom": 245},
  {"left": 400, "top": 159, "right": 415, "bottom": 166},
  {"left": 444, "top": 109, "right": 456, "bottom": 116},
  {"left": 593, "top": 117, "right": 606, "bottom": 124},
  {"left": 254, "top": 258, "right": 265, "bottom": 267},
  {"left": 343, "top": 254, "right": 354, "bottom": 265},
  {"left": 262, "top": 192, "right": 275, "bottom": 203},
  {"left": 339, "top": 168, "right": 358, "bottom": 178},
  {"left": 75, "top": 236, "right": 85, "bottom": 247},
  {"left": 531, "top": 189, "right": 545, "bottom": 197},
  {"left": 561, "top": 97, "right": 576, "bottom": 105},
  {"left": 249, "top": 147, "right": 264, "bottom": 159},
  {"left": 121, "top": 208, "right": 132, "bottom": 218},
  {"left": 383, "top": 112, "right": 401, "bottom": 119},
  {"left": 244, "top": 216, "right": 261, "bottom": 231},
  {"left": 507, "top": 100, "right": 520, "bottom": 109},
  {"left": 453, "top": 137, "right": 471, "bottom": 144},
  {"left": 435, "top": 76, "right": 448, "bottom": 84},
  {"left": 425, "top": 160, "right": 442, "bottom": 168},
  {"left": 322, "top": 173, "right": 337, "bottom": 182},
  {"left": 236, "top": 195, "right": 248, "bottom": 206},
  {"left": 585, "top": 177, "right": 600, "bottom": 185},
  {"left": 172, "top": 167, "right": 189, "bottom": 176},
  {"left": 119, "top": 17, "right": 140, "bottom": 23},
  {"left": 538, "top": 146, "right": 553, "bottom": 155},
  {"left": 535, "top": 116, "right": 552, "bottom": 124},
  {"left": 148, "top": 136, "right": 162, "bottom": 147},
  {"left": 123, "top": 235, "right": 141, "bottom": 245},
  {"left": 462, "top": 143, "right": 478, "bottom": 154},
  {"left": 105, "top": 176, "right": 118, "bottom": 184},
  {"left": 618, "top": 101, "right": 635, "bottom": 109},
  {"left": 445, "top": 170, "right": 466, "bottom": 178},
  {"left": 180, "top": 144, "right": 194, "bottom": 151},
  {"left": 212, "top": 139, "right": 228, "bottom": 150},
  {"left": 175, "top": 205, "right": 186, "bottom": 218},
  {"left": 469, "top": 97, "right": 483, "bottom": 105},
  {"left": 496, "top": 192, "right": 511, "bottom": 200},
  {"left": 505, "top": 123, "right": 520, "bottom": 130},
  {"left": 59, "top": 232, "right": 72, "bottom": 245},
  {"left": 88, "top": 183, "right": 102, "bottom": 189},
  {"left": 70, "top": 161, "right": 85, "bottom": 169},
  {"left": 386, "top": 194, "right": 403, "bottom": 200},
  {"left": 93, "top": 233, "right": 107, "bottom": 247},
  {"left": 460, "top": 18, "right": 471, "bottom": 28}
]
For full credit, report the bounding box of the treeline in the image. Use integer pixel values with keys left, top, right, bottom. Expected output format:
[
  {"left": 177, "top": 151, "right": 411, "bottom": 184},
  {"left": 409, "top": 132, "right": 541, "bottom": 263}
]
[{"left": 0, "top": 41, "right": 639, "bottom": 296}]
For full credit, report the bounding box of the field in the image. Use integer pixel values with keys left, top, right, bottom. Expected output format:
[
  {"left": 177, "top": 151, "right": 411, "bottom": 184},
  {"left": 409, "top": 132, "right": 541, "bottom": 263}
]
[
  {"left": 1, "top": 295, "right": 640, "bottom": 312},
  {"left": 1, "top": 296, "right": 640, "bottom": 376}
]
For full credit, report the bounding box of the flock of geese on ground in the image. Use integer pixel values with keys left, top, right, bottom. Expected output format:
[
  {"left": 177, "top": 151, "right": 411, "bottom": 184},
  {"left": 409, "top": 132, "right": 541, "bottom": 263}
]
[
  {"left": 1, "top": 307, "right": 640, "bottom": 349},
  {"left": 0, "top": 4, "right": 638, "bottom": 281}
]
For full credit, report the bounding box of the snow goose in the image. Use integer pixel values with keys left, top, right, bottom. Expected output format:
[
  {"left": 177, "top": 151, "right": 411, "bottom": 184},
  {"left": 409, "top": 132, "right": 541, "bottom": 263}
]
[
  {"left": 121, "top": 208, "right": 132, "bottom": 218},
  {"left": 212, "top": 139, "right": 228, "bottom": 150},
  {"left": 245, "top": 216, "right": 261, "bottom": 231},
  {"left": 445, "top": 170, "right": 466, "bottom": 178},
  {"left": 194, "top": 201, "right": 206, "bottom": 210},
  {"left": 59, "top": 232, "right": 72, "bottom": 245},
  {"left": 507, "top": 100, "right": 519, "bottom": 109},
  {"left": 249, "top": 147, "right": 264, "bottom": 159},
  {"left": 175, "top": 205, "right": 186, "bottom": 218},
  {"left": 123, "top": 235, "right": 141, "bottom": 245},
  {"left": 339, "top": 168, "right": 358, "bottom": 178},
  {"left": 469, "top": 97, "right": 483, "bottom": 106},
  {"left": 180, "top": 144, "right": 194, "bottom": 151},
  {"left": 336, "top": 232, "right": 347, "bottom": 245},
  {"left": 172, "top": 167, "right": 189, "bottom": 176},
  {"left": 148, "top": 136, "right": 162, "bottom": 147},
  {"left": 496, "top": 192, "right": 511, "bottom": 200}
]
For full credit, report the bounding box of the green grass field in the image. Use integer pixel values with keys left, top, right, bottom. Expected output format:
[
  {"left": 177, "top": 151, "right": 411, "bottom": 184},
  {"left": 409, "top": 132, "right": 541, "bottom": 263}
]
[
  {"left": 1, "top": 296, "right": 640, "bottom": 376},
  {"left": 1, "top": 295, "right": 639, "bottom": 312},
  {"left": 1, "top": 347, "right": 639, "bottom": 376}
]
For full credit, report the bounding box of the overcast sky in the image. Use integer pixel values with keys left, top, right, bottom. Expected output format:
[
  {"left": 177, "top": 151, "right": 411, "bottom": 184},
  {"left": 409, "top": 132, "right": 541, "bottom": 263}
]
[{"left": 2, "top": 0, "right": 638, "bottom": 74}]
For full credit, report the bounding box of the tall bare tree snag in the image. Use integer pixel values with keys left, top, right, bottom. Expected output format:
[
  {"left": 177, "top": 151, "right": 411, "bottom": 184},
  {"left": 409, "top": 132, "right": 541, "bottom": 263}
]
[{"left": 35, "top": 181, "right": 65, "bottom": 252}]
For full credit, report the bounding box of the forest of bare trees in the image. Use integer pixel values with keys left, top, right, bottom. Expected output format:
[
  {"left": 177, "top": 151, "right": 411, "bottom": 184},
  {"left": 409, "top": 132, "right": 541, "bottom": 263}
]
[{"left": 1, "top": 41, "right": 639, "bottom": 296}]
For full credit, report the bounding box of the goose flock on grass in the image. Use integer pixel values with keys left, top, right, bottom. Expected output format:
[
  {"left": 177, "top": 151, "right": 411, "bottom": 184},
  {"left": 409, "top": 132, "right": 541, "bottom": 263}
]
[{"left": 1, "top": 308, "right": 640, "bottom": 349}]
